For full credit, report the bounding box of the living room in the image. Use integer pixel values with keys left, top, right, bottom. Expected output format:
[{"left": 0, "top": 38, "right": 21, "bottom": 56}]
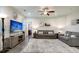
[
  {"left": 1, "top": 0, "right": 79, "bottom": 59},
  {"left": 0, "top": 6, "right": 79, "bottom": 53},
  {"left": 7, "top": 6, "right": 79, "bottom": 53}
]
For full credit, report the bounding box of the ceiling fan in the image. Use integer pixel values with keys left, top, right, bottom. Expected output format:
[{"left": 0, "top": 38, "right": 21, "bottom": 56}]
[{"left": 38, "top": 7, "right": 55, "bottom": 16}]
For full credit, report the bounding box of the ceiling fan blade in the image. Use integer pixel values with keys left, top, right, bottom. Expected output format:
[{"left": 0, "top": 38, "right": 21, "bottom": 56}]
[
  {"left": 47, "top": 13, "right": 50, "bottom": 16},
  {"left": 48, "top": 11, "right": 55, "bottom": 13},
  {"left": 38, "top": 10, "right": 44, "bottom": 12}
]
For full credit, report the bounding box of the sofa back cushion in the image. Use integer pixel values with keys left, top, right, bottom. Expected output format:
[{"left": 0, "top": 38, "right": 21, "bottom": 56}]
[
  {"left": 65, "top": 31, "right": 72, "bottom": 37},
  {"left": 37, "top": 30, "right": 54, "bottom": 35},
  {"left": 38, "top": 31, "right": 43, "bottom": 35},
  {"left": 48, "top": 32, "right": 53, "bottom": 35},
  {"left": 65, "top": 31, "right": 79, "bottom": 38}
]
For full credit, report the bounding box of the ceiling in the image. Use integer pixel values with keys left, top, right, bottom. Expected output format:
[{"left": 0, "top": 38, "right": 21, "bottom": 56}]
[{"left": 14, "top": 6, "right": 79, "bottom": 18}]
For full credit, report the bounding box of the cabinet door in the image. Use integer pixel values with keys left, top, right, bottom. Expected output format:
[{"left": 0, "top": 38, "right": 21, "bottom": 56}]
[
  {"left": 4, "top": 38, "right": 11, "bottom": 49},
  {"left": 11, "top": 36, "right": 19, "bottom": 48}
]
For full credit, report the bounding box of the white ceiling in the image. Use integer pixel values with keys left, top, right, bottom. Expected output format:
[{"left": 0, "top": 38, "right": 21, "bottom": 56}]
[{"left": 14, "top": 6, "right": 79, "bottom": 18}]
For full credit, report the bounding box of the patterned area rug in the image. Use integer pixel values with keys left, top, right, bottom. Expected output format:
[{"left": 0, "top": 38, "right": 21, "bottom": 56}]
[{"left": 21, "top": 39, "right": 79, "bottom": 53}]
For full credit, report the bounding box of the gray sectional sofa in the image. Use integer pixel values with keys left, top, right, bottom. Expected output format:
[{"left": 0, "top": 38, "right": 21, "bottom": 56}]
[
  {"left": 59, "top": 31, "right": 79, "bottom": 46},
  {"left": 33, "top": 30, "right": 57, "bottom": 39}
]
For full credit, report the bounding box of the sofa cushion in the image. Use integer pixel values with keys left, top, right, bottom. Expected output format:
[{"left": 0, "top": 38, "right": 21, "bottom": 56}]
[
  {"left": 38, "top": 31, "right": 43, "bottom": 35},
  {"left": 48, "top": 32, "right": 53, "bottom": 35},
  {"left": 70, "top": 35, "right": 76, "bottom": 38},
  {"left": 64, "top": 31, "right": 72, "bottom": 37}
]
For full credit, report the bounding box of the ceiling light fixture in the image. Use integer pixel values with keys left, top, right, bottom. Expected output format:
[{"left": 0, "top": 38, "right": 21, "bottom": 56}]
[{"left": 38, "top": 6, "right": 55, "bottom": 16}]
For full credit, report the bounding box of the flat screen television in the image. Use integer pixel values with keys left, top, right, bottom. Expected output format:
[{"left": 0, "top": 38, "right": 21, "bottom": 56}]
[{"left": 10, "top": 20, "right": 23, "bottom": 32}]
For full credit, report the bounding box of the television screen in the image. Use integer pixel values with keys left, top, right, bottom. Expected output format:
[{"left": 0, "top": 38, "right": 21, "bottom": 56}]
[{"left": 10, "top": 20, "right": 23, "bottom": 32}]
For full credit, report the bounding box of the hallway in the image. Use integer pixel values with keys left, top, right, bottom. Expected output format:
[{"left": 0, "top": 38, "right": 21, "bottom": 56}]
[{"left": 7, "top": 38, "right": 79, "bottom": 53}]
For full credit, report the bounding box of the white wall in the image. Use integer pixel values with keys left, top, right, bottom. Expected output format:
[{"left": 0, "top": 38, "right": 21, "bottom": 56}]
[
  {"left": 29, "top": 10, "right": 79, "bottom": 34},
  {"left": 23, "top": 17, "right": 40, "bottom": 37},
  {"left": 4, "top": 7, "right": 25, "bottom": 38},
  {"left": 42, "top": 12, "right": 79, "bottom": 33},
  {"left": 28, "top": 16, "right": 67, "bottom": 34},
  {"left": 65, "top": 12, "right": 79, "bottom": 32}
]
